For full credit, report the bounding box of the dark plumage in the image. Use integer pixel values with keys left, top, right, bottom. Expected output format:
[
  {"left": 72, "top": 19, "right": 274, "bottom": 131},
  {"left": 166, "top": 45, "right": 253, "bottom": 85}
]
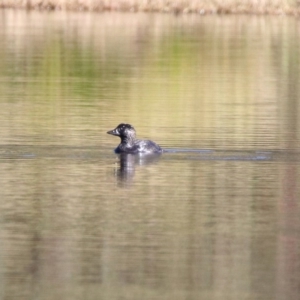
[{"left": 107, "top": 123, "right": 162, "bottom": 154}]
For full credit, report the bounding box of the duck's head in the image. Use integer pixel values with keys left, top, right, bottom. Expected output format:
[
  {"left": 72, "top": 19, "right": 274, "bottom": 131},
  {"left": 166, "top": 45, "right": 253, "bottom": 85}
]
[{"left": 107, "top": 123, "right": 136, "bottom": 140}]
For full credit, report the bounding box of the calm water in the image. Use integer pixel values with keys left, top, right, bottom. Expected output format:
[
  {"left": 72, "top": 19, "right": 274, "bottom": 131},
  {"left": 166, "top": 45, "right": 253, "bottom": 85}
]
[{"left": 0, "top": 10, "right": 300, "bottom": 300}]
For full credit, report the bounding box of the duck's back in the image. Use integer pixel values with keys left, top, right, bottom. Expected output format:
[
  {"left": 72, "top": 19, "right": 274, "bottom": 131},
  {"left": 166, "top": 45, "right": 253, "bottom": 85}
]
[{"left": 135, "top": 139, "right": 162, "bottom": 154}]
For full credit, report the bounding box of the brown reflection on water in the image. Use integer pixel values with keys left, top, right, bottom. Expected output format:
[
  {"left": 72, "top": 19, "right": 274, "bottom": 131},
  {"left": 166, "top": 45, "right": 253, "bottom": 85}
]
[
  {"left": 0, "top": 157, "right": 299, "bottom": 300},
  {"left": 276, "top": 163, "right": 300, "bottom": 300}
]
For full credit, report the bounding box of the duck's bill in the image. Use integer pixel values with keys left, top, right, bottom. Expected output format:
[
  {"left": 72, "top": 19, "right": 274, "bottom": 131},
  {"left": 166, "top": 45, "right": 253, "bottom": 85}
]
[{"left": 107, "top": 129, "right": 119, "bottom": 136}]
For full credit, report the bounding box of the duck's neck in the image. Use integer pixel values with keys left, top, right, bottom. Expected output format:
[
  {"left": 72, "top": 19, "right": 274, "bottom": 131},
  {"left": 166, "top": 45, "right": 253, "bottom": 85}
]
[{"left": 120, "top": 135, "right": 136, "bottom": 147}]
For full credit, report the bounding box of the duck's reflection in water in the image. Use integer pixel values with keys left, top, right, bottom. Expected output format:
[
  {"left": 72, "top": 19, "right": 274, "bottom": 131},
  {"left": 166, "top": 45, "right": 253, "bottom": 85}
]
[{"left": 113, "top": 153, "right": 161, "bottom": 186}]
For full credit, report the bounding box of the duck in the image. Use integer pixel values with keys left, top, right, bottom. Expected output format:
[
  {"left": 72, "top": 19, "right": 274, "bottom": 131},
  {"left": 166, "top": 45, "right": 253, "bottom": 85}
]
[{"left": 107, "top": 123, "right": 162, "bottom": 154}]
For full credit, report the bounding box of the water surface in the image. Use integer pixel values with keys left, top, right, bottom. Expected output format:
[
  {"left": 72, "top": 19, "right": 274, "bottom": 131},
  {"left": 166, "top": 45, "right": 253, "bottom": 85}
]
[{"left": 0, "top": 11, "right": 300, "bottom": 300}]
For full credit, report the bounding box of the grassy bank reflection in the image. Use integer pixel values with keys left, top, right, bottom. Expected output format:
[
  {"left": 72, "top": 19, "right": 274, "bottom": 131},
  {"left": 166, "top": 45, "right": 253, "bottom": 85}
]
[{"left": 1, "top": 13, "right": 300, "bottom": 150}]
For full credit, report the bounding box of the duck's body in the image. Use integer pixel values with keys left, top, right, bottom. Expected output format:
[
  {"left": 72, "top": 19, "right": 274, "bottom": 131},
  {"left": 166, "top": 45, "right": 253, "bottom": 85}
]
[{"left": 107, "top": 123, "right": 162, "bottom": 154}]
